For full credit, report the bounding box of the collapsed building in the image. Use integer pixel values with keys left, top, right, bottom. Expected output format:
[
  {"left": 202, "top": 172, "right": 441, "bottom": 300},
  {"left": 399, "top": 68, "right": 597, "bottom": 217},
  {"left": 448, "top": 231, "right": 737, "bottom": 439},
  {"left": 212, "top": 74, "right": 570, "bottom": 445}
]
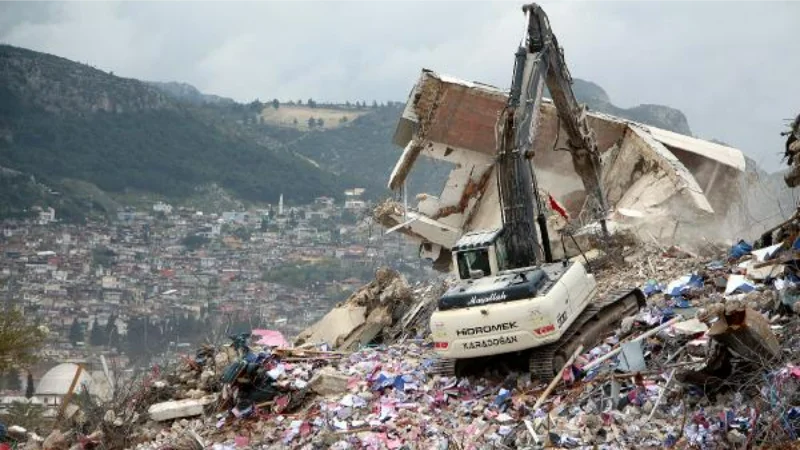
[{"left": 375, "top": 69, "right": 747, "bottom": 269}]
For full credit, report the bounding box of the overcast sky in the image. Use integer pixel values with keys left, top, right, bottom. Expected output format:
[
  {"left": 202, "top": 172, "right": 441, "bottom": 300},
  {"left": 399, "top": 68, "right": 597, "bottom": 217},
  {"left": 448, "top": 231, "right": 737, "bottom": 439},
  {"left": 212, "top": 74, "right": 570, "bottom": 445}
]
[{"left": 1, "top": 1, "right": 798, "bottom": 172}]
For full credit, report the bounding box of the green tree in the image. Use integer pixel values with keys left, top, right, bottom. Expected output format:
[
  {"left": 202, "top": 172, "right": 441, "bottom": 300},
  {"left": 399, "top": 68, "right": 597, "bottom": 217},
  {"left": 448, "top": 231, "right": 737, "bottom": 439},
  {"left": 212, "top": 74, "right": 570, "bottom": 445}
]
[
  {"left": 90, "top": 317, "right": 105, "bottom": 346},
  {"left": 307, "top": 117, "right": 316, "bottom": 129},
  {"left": 68, "top": 319, "right": 83, "bottom": 345},
  {"left": 271, "top": 99, "right": 280, "bottom": 109},
  {"left": 316, "top": 118, "right": 325, "bottom": 128},
  {"left": 25, "top": 371, "right": 33, "bottom": 398},
  {"left": 0, "top": 308, "right": 46, "bottom": 372},
  {"left": 182, "top": 234, "right": 209, "bottom": 251},
  {"left": 92, "top": 246, "right": 116, "bottom": 268},
  {"left": 125, "top": 316, "right": 168, "bottom": 362},
  {"left": 125, "top": 316, "right": 145, "bottom": 358},
  {"left": 108, "top": 325, "right": 120, "bottom": 349},
  {"left": 3, "top": 401, "right": 45, "bottom": 431},
  {"left": 307, "top": 98, "right": 316, "bottom": 108},
  {"left": 105, "top": 314, "right": 117, "bottom": 338},
  {"left": 8, "top": 371, "right": 21, "bottom": 391},
  {"left": 288, "top": 210, "right": 300, "bottom": 227},
  {"left": 1, "top": 370, "right": 21, "bottom": 391},
  {"left": 340, "top": 116, "right": 348, "bottom": 124},
  {"left": 232, "top": 226, "right": 251, "bottom": 242}
]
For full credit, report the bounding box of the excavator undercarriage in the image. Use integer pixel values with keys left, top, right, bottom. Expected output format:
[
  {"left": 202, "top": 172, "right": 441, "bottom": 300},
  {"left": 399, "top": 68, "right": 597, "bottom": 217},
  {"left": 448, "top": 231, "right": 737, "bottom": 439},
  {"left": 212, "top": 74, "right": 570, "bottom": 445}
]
[{"left": 428, "top": 288, "right": 645, "bottom": 380}]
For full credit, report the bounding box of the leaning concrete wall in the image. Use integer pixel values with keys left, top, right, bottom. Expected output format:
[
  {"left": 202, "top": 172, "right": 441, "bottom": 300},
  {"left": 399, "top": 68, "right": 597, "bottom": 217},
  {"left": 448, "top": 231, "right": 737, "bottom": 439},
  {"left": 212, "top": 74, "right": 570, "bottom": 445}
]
[{"left": 380, "top": 69, "right": 748, "bottom": 267}]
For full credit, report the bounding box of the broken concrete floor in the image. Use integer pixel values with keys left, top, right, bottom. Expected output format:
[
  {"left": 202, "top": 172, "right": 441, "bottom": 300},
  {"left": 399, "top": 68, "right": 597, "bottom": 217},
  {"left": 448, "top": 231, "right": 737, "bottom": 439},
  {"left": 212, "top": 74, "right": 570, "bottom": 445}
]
[{"left": 380, "top": 69, "right": 749, "bottom": 271}]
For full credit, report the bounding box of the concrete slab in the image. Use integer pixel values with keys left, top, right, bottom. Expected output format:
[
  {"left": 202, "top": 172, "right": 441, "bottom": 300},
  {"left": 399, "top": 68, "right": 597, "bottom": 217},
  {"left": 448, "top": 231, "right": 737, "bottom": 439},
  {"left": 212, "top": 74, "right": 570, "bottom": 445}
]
[
  {"left": 309, "top": 367, "right": 350, "bottom": 396},
  {"left": 673, "top": 318, "right": 709, "bottom": 335},
  {"left": 294, "top": 305, "right": 367, "bottom": 347},
  {"left": 338, "top": 306, "right": 393, "bottom": 351},
  {"left": 617, "top": 341, "right": 646, "bottom": 372},
  {"left": 707, "top": 306, "right": 780, "bottom": 361},
  {"left": 148, "top": 396, "right": 215, "bottom": 422}
]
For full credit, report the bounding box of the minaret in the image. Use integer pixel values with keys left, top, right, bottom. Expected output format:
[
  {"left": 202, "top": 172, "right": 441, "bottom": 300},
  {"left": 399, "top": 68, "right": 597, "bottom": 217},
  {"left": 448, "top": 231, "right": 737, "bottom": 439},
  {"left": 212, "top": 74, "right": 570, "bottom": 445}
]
[{"left": 278, "top": 194, "right": 284, "bottom": 216}]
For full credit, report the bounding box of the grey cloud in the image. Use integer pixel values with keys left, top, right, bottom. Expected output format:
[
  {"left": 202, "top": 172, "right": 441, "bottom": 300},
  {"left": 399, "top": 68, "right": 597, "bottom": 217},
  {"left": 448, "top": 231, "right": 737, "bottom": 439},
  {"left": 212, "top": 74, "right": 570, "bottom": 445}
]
[{"left": 1, "top": 1, "right": 797, "bottom": 171}]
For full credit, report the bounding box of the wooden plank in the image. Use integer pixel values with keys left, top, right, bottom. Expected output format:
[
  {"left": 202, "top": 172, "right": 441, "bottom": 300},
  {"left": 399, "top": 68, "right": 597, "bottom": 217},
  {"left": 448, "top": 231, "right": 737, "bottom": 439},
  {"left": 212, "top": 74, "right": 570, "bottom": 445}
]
[{"left": 56, "top": 364, "right": 83, "bottom": 423}]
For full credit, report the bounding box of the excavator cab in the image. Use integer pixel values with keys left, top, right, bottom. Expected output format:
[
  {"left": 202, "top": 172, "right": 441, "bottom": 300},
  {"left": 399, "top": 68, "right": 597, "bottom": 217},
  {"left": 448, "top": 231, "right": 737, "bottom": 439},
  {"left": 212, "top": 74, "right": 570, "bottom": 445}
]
[
  {"left": 451, "top": 228, "right": 509, "bottom": 280},
  {"left": 456, "top": 248, "right": 491, "bottom": 280}
]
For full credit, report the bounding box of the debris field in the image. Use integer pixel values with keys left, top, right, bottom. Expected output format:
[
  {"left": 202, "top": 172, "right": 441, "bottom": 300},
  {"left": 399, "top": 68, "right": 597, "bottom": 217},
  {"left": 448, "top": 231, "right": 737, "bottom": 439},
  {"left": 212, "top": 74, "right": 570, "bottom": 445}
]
[{"left": 8, "top": 222, "right": 800, "bottom": 450}]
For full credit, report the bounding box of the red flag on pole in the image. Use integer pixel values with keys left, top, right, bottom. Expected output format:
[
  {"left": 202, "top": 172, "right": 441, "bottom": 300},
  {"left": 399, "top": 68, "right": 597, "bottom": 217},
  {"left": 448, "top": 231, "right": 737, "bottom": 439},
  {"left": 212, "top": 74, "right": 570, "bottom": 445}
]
[{"left": 548, "top": 194, "right": 569, "bottom": 221}]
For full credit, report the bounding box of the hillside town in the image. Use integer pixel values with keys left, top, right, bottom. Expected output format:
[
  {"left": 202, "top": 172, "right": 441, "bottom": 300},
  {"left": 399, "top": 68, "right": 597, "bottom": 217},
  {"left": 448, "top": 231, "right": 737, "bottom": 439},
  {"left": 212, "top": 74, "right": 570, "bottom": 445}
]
[{"left": 0, "top": 189, "right": 430, "bottom": 416}]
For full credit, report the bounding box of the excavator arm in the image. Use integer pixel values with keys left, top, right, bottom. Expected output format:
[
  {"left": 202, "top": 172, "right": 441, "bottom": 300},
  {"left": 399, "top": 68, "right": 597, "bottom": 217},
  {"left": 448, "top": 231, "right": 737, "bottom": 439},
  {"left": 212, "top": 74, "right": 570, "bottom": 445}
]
[
  {"left": 524, "top": 3, "right": 608, "bottom": 223},
  {"left": 496, "top": 3, "right": 608, "bottom": 270}
]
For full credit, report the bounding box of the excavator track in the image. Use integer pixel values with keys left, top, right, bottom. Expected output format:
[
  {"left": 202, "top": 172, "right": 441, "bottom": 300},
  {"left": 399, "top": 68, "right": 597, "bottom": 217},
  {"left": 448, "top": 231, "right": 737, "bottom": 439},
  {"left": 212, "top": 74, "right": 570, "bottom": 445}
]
[
  {"left": 529, "top": 287, "right": 645, "bottom": 380},
  {"left": 427, "top": 356, "right": 457, "bottom": 378},
  {"left": 424, "top": 288, "right": 645, "bottom": 380}
]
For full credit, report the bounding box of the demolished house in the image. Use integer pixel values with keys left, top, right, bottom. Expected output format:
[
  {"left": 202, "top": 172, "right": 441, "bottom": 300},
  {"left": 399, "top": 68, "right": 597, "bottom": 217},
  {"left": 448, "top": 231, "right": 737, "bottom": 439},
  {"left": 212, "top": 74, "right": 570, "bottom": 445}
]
[{"left": 375, "top": 69, "right": 747, "bottom": 268}]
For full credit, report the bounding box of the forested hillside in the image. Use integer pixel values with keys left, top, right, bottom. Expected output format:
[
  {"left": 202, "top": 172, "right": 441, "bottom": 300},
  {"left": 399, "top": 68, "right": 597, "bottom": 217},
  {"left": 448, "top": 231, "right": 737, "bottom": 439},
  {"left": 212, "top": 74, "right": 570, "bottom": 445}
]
[
  {"left": 0, "top": 45, "right": 349, "bottom": 219},
  {"left": 0, "top": 43, "right": 701, "bottom": 221}
]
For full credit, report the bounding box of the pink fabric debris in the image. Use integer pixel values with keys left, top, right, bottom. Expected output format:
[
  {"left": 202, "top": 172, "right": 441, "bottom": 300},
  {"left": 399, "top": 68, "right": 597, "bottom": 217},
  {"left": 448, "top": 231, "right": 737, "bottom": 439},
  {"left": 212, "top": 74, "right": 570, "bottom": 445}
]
[{"left": 251, "top": 329, "right": 289, "bottom": 348}]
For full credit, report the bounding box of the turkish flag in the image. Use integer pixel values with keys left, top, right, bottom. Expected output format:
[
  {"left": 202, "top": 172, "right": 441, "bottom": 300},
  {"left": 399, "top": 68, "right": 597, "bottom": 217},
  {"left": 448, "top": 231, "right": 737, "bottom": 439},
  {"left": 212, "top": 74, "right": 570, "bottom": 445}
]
[{"left": 548, "top": 194, "right": 570, "bottom": 221}]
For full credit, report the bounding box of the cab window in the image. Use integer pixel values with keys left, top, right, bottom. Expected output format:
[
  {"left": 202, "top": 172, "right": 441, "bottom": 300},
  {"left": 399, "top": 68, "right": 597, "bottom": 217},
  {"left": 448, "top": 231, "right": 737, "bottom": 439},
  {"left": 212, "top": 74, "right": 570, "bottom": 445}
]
[{"left": 456, "top": 248, "right": 491, "bottom": 279}]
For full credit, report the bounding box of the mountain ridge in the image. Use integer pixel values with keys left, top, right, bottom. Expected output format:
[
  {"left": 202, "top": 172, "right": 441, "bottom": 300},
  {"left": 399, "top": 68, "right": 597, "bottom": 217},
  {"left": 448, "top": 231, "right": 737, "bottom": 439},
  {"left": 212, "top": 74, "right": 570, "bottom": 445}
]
[
  {"left": 0, "top": 43, "right": 707, "bottom": 221},
  {"left": 0, "top": 44, "right": 352, "bottom": 220},
  {"left": 146, "top": 81, "right": 236, "bottom": 106},
  {"left": 570, "top": 79, "right": 692, "bottom": 135}
]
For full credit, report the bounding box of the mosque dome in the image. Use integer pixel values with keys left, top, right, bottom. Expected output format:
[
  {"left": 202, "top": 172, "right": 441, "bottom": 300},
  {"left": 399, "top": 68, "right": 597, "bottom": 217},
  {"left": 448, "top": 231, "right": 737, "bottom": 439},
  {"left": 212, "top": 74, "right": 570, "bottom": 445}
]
[{"left": 35, "top": 363, "right": 93, "bottom": 396}]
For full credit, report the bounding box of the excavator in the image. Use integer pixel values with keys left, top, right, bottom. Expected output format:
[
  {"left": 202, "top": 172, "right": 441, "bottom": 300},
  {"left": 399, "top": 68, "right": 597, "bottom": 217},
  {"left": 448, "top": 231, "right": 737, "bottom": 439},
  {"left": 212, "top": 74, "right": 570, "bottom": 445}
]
[{"left": 428, "top": 3, "right": 645, "bottom": 379}]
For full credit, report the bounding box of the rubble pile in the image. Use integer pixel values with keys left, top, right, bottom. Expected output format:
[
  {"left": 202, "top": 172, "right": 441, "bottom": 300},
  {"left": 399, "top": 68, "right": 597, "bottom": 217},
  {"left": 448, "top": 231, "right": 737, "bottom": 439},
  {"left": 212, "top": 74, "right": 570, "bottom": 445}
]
[
  {"left": 783, "top": 113, "right": 800, "bottom": 188},
  {"left": 591, "top": 242, "right": 711, "bottom": 300},
  {"left": 293, "top": 267, "right": 449, "bottom": 351},
  {"left": 381, "top": 281, "right": 448, "bottom": 344},
  {"left": 12, "top": 235, "right": 800, "bottom": 449},
  {"left": 294, "top": 267, "right": 415, "bottom": 351}
]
